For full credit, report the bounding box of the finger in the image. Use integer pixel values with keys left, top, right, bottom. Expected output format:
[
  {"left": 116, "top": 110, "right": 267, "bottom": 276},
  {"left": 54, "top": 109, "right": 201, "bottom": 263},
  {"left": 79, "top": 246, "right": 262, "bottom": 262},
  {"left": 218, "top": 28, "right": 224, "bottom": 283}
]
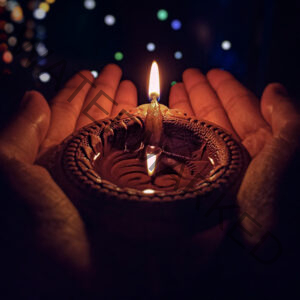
[
  {"left": 169, "top": 82, "right": 194, "bottom": 116},
  {"left": 40, "top": 71, "right": 94, "bottom": 154},
  {"left": 76, "top": 64, "right": 122, "bottom": 129},
  {"left": 207, "top": 69, "right": 272, "bottom": 156},
  {"left": 261, "top": 83, "right": 300, "bottom": 145},
  {"left": 0, "top": 91, "right": 50, "bottom": 163},
  {"left": 207, "top": 69, "right": 272, "bottom": 139},
  {"left": 111, "top": 80, "right": 138, "bottom": 118},
  {"left": 182, "top": 68, "right": 236, "bottom": 135}
]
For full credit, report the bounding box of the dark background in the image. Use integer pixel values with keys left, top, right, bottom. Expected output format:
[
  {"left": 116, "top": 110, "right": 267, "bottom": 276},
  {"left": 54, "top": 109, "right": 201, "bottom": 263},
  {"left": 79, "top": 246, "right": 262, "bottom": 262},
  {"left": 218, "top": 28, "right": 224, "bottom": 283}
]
[{"left": 0, "top": 0, "right": 299, "bottom": 129}]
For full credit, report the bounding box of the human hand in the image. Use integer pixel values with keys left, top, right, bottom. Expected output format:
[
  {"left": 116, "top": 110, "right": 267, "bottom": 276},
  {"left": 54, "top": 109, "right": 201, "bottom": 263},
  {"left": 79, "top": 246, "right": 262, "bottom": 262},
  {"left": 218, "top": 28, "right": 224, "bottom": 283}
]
[
  {"left": 0, "top": 64, "right": 138, "bottom": 294},
  {"left": 169, "top": 68, "right": 300, "bottom": 246}
]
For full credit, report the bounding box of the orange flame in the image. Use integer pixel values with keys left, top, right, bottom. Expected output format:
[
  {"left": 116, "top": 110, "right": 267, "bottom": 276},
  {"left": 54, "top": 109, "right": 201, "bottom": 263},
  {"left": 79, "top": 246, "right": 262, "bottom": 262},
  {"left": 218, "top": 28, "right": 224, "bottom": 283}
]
[{"left": 148, "top": 61, "right": 160, "bottom": 99}]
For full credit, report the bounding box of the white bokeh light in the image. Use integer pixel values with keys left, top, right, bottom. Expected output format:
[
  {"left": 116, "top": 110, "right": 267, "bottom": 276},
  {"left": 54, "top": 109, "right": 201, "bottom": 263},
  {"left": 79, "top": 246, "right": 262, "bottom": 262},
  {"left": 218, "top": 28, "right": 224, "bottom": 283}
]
[
  {"left": 84, "top": 0, "right": 96, "bottom": 10},
  {"left": 104, "top": 14, "right": 116, "bottom": 26},
  {"left": 6, "top": 1, "right": 18, "bottom": 11},
  {"left": 174, "top": 51, "right": 183, "bottom": 60},
  {"left": 39, "top": 72, "right": 51, "bottom": 83},
  {"left": 221, "top": 40, "right": 232, "bottom": 50},
  {"left": 36, "top": 42, "right": 48, "bottom": 57},
  {"left": 33, "top": 8, "right": 46, "bottom": 20},
  {"left": 146, "top": 42, "right": 156, "bottom": 52},
  {"left": 8, "top": 36, "right": 17, "bottom": 47},
  {"left": 4, "top": 23, "right": 14, "bottom": 34}
]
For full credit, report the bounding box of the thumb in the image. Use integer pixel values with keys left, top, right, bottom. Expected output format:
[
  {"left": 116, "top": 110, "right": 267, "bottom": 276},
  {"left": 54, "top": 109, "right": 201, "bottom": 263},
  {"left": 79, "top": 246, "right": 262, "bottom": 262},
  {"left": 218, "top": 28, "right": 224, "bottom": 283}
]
[
  {"left": 261, "top": 83, "right": 300, "bottom": 146},
  {"left": 0, "top": 91, "right": 51, "bottom": 163}
]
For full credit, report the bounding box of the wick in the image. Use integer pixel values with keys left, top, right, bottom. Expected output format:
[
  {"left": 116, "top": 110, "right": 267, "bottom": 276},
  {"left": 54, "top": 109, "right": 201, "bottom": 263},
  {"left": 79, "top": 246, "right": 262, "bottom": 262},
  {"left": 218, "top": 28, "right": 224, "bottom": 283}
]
[{"left": 144, "top": 94, "right": 163, "bottom": 146}]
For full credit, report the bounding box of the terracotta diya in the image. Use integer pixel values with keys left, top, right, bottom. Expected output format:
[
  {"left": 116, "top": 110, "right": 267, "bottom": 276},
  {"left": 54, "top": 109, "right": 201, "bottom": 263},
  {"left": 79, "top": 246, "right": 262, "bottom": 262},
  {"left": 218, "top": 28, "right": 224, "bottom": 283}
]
[{"left": 40, "top": 62, "right": 249, "bottom": 240}]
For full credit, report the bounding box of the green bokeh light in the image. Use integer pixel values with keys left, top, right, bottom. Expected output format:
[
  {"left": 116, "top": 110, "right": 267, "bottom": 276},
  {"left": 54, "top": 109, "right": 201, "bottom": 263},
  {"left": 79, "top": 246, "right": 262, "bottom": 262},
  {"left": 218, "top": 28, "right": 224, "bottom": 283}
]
[
  {"left": 157, "top": 9, "right": 168, "bottom": 21},
  {"left": 114, "top": 51, "right": 124, "bottom": 61},
  {"left": 171, "top": 81, "right": 177, "bottom": 86}
]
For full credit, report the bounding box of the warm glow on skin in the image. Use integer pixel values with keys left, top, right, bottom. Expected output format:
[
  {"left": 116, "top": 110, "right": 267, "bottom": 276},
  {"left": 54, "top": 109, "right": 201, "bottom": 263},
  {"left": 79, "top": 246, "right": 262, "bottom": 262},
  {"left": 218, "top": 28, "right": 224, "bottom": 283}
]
[{"left": 148, "top": 61, "right": 160, "bottom": 99}]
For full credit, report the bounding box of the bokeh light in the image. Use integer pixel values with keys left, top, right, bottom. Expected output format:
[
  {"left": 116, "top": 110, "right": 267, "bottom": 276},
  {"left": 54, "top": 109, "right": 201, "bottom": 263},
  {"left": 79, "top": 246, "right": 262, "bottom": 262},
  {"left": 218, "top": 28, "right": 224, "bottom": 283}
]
[
  {"left": 114, "top": 51, "right": 123, "bottom": 61},
  {"left": 146, "top": 42, "right": 156, "bottom": 52},
  {"left": 36, "top": 42, "right": 48, "bottom": 57},
  {"left": 27, "top": 0, "right": 36, "bottom": 10},
  {"left": 39, "top": 72, "right": 51, "bottom": 83},
  {"left": 22, "top": 41, "right": 32, "bottom": 52},
  {"left": 2, "top": 50, "right": 13, "bottom": 64},
  {"left": 4, "top": 23, "right": 14, "bottom": 34},
  {"left": 6, "top": 1, "right": 17, "bottom": 11},
  {"left": 46, "top": 0, "right": 56, "bottom": 3},
  {"left": 37, "top": 58, "right": 47, "bottom": 66},
  {"left": 26, "top": 20, "right": 35, "bottom": 29},
  {"left": 20, "top": 58, "right": 30, "bottom": 68},
  {"left": 33, "top": 8, "right": 46, "bottom": 20},
  {"left": 0, "top": 0, "right": 7, "bottom": 8},
  {"left": 0, "top": 43, "right": 8, "bottom": 52},
  {"left": 39, "top": 2, "right": 50, "bottom": 13},
  {"left": 11, "top": 5, "right": 23, "bottom": 23},
  {"left": 91, "top": 70, "right": 98, "bottom": 78},
  {"left": 84, "top": 0, "right": 96, "bottom": 10},
  {"left": 8, "top": 36, "right": 17, "bottom": 47},
  {"left": 221, "top": 40, "right": 232, "bottom": 50},
  {"left": 25, "top": 29, "right": 34, "bottom": 39},
  {"left": 157, "top": 9, "right": 168, "bottom": 21},
  {"left": 174, "top": 51, "right": 183, "bottom": 59},
  {"left": 171, "top": 19, "right": 182, "bottom": 30},
  {"left": 0, "top": 20, "right": 5, "bottom": 30},
  {"left": 104, "top": 15, "right": 116, "bottom": 26}
]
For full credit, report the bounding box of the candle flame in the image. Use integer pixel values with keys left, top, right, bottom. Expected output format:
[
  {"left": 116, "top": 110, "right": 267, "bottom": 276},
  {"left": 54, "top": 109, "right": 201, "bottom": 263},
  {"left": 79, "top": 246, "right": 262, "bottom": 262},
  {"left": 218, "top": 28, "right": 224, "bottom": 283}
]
[{"left": 148, "top": 61, "right": 160, "bottom": 100}]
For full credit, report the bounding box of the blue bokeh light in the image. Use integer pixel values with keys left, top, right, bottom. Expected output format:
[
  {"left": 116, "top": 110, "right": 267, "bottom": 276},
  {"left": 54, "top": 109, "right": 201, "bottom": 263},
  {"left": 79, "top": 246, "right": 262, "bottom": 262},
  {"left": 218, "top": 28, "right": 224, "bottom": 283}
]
[{"left": 171, "top": 19, "right": 182, "bottom": 30}]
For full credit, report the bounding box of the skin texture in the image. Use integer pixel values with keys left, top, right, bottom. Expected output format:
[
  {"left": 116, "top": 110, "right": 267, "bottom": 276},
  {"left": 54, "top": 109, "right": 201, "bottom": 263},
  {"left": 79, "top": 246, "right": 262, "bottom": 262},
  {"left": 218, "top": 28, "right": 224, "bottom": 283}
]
[
  {"left": 0, "top": 64, "right": 299, "bottom": 296},
  {"left": 170, "top": 69, "right": 300, "bottom": 245}
]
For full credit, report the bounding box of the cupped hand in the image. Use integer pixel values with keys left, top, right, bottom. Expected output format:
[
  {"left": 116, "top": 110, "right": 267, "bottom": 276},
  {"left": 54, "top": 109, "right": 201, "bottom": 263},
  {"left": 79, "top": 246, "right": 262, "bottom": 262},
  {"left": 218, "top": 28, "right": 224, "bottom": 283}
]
[
  {"left": 0, "top": 64, "right": 138, "bottom": 292},
  {"left": 169, "top": 69, "right": 300, "bottom": 245}
]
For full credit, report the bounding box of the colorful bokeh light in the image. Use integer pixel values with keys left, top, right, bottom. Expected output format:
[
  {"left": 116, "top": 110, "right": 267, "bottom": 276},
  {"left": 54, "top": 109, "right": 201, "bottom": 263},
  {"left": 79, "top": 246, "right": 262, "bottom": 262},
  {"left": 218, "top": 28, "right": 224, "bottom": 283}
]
[
  {"left": 146, "top": 42, "right": 156, "bottom": 52},
  {"left": 157, "top": 9, "right": 168, "bottom": 21},
  {"left": 171, "top": 19, "right": 182, "bottom": 30},
  {"left": 104, "top": 15, "right": 116, "bottom": 26},
  {"left": 174, "top": 51, "right": 183, "bottom": 59},
  {"left": 114, "top": 51, "right": 124, "bottom": 61},
  {"left": 221, "top": 40, "right": 232, "bottom": 50}
]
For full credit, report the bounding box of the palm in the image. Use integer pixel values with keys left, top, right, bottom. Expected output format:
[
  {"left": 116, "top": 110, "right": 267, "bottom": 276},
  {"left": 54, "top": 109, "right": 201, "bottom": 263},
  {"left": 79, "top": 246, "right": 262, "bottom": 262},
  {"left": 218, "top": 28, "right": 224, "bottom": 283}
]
[
  {"left": 0, "top": 64, "right": 138, "bottom": 286},
  {"left": 168, "top": 68, "right": 300, "bottom": 244}
]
